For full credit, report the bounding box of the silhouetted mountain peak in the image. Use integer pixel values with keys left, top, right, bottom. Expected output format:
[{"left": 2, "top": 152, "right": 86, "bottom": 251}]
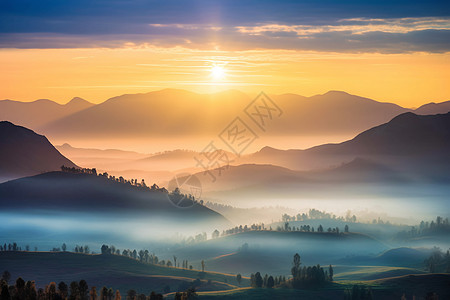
[
  {"left": 258, "top": 146, "right": 281, "bottom": 154},
  {"left": 323, "top": 90, "right": 350, "bottom": 96},
  {"left": 66, "top": 97, "right": 90, "bottom": 106},
  {"left": 0, "top": 122, "right": 77, "bottom": 182}
]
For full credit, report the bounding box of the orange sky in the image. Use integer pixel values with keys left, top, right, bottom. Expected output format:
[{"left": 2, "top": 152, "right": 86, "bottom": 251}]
[{"left": 1, "top": 47, "right": 449, "bottom": 108}]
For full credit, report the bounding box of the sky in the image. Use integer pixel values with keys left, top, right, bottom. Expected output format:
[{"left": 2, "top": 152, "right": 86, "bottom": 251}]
[{"left": 1, "top": 0, "right": 449, "bottom": 107}]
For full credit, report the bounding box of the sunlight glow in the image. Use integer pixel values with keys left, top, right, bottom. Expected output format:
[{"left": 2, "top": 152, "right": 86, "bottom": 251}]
[{"left": 210, "top": 64, "right": 226, "bottom": 81}]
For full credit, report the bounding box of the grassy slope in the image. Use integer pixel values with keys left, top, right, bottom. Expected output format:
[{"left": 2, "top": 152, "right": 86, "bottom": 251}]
[
  {"left": 333, "top": 265, "right": 427, "bottom": 280},
  {"left": 164, "top": 230, "right": 388, "bottom": 276},
  {"left": 2, "top": 251, "right": 448, "bottom": 299},
  {"left": 190, "top": 274, "right": 450, "bottom": 300},
  {"left": 0, "top": 252, "right": 249, "bottom": 295}
]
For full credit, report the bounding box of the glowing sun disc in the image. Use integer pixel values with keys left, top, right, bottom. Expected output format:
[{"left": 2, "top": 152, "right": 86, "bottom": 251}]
[{"left": 210, "top": 65, "right": 226, "bottom": 81}]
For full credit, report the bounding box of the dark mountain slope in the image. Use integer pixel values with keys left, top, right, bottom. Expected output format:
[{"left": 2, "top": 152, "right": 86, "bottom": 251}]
[{"left": 0, "top": 121, "right": 77, "bottom": 182}]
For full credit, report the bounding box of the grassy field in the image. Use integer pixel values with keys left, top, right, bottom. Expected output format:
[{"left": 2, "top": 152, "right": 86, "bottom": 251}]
[
  {"left": 162, "top": 230, "right": 388, "bottom": 276},
  {"left": 0, "top": 251, "right": 249, "bottom": 295},
  {"left": 2, "top": 251, "right": 448, "bottom": 299},
  {"left": 333, "top": 265, "right": 427, "bottom": 280},
  {"left": 186, "top": 274, "right": 450, "bottom": 300}
]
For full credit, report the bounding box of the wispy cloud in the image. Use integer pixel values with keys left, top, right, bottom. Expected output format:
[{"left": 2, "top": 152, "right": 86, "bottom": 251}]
[{"left": 1, "top": 1, "right": 449, "bottom": 53}]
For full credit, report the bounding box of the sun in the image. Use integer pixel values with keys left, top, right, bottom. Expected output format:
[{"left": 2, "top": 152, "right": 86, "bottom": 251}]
[{"left": 210, "top": 65, "right": 226, "bottom": 81}]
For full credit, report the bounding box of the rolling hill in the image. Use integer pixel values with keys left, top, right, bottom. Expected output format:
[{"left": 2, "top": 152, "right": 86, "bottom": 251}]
[
  {"left": 0, "top": 171, "right": 228, "bottom": 224},
  {"left": 0, "top": 251, "right": 247, "bottom": 295},
  {"left": 0, "top": 121, "right": 77, "bottom": 182},
  {"left": 161, "top": 231, "right": 388, "bottom": 276}
]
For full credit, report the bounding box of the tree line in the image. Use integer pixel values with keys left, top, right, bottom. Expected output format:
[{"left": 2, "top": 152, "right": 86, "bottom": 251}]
[
  {"left": 396, "top": 216, "right": 450, "bottom": 240},
  {"left": 248, "top": 253, "right": 334, "bottom": 290},
  {"left": 0, "top": 275, "right": 165, "bottom": 300},
  {"left": 281, "top": 209, "right": 357, "bottom": 223},
  {"left": 60, "top": 166, "right": 167, "bottom": 193},
  {"left": 276, "top": 222, "right": 349, "bottom": 234},
  {"left": 424, "top": 247, "right": 450, "bottom": 273}
]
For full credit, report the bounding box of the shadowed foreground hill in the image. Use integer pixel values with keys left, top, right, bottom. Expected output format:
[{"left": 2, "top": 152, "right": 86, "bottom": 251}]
[
  {"left": 0, "top": 121, "right": 77, "bottom": 182},
  {"left": 0, "top": 251, "right": 246, "bottom": 295},
  {"left": 194, "top": 274, "right": 450, "bottom": 300},
  {"left": 0, "top": 171, "right": 228, "bottom": 226}
]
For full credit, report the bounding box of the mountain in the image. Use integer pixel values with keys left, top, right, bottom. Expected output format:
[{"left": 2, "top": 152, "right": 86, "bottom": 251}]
[
  {"left": 41, "top": 89, "right": 251, "bottom": 138},
  {"left": 309, "top": 111, "right": 450, "bottom": 155},
  {"left": 269, "top": 90, "right": 408, "bottom": 135},
  {"left": 245, "top": 112, "right": 450, "bottom": 171},
  {"left": 0, "top": 97, "right": 93, "bottom": 129},
  {"left": 194, "top": 112, "right": 450, "bottom": 203},
  {"left": 56, "top": 143, "right": 149, "bottom": 170},
  {"left": 3, "top": 90, "right": 449, "bottom": 144},
  {"left": 37, "top": 89, "right": 415, "bottom": 140},
  {"left": 56, "top": 143, "right": 148, "bottom": 159},
  {"left": 414, "top": 100, "right": 450, "bottom": 115},
  {"left": 0, "top": 121, "right": 77, "bottom": 182}
]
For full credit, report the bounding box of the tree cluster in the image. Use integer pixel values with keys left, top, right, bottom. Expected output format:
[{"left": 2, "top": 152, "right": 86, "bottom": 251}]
[
  {"left": 344, "top": 285, "right": 374, "bottom": 300},
  {"left": 0, "top": 275, "right": 165, "bottom": 300},
  {"left": 276, "top": 222, "right": 348, "bottom": 234},
  {"left": 281, "top": 209, "right": 357, "bottom": 223},
  {"left": 396, "top": 216, "right": 450, "bottom": 240},
  {"left": 126, "top": 289, "right": 163, "bottom": 300},
  {"left": 100, "top": 245, "right": 160, "bottom": 265},
  {"left": 289, "top": 253, "right": 333, "bottom": 288},
  {"left": 60, "top": 166, "right": 167, "bottom": 193},
  {"left": 249, "top": 272, "right": 286, "bottom": 288},
  {"left": 424, "top": 247, "right": 450, "bottom": 273},
  {"left": 221, "top": 223, "right": 265, "bottom": 236},
  {"left": 0, "top": 243, "right": 21, "bottom": 252}
]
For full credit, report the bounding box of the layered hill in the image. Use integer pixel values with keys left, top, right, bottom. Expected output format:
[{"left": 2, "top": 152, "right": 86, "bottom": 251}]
[
  {"left": 244, "top": 112, "right": 450, "bottom": 172},
  {"left": 163, "top": 230, "right": 387, "bottom": 276},
  {"left": 0, "top": 121, "right": 77, "bottom": 182},
  {"left": 35, "top": 89, "right": 449, "bottom": 140},
  {"left": 0, "top": 171, "right": 228, "bottom": 225},
  {"left": 0, "top": 251, "right": 245, "bottom": 295},
  {"left": 0, "top": 97, "right": 93, "bottom": 129}
]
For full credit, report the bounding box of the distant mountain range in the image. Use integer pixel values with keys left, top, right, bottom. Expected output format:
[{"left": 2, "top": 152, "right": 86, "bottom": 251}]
[
  {"left": 0, "top": 121, "right": 77, "bottom": 182},
  {"left": 242, "top": 111, "right": 450, "bottom": 171},
  {"left": 195, "top": 112, "right": 450, "bottom": 197},
  {"left": 1, "top": 89, "right": 449, "bottom": 140},
  {"left": 0, "top": 97, "right": 93, "bottom": 129}
]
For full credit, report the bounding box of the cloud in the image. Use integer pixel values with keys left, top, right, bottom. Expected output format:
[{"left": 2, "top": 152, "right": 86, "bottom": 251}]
[{"left": 0, "top": 0, "right": 449, "bottom": 53}]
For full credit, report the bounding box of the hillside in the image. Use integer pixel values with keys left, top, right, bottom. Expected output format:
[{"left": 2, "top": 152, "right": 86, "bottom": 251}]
[
  {"left": 161, "top": 231, "right": 388, "bottom": 276},
  {"left": 194, "top": 274, "right": 450, "bottom": 300},
  {"left": 0, "top": 121, "right": 77, "bottom": 182},
  {"left": 0, "top": 171, "right": 227, "bottom": 225},
  {"left": 0, "top": 251, "right": 247, "bottom": 295}
]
